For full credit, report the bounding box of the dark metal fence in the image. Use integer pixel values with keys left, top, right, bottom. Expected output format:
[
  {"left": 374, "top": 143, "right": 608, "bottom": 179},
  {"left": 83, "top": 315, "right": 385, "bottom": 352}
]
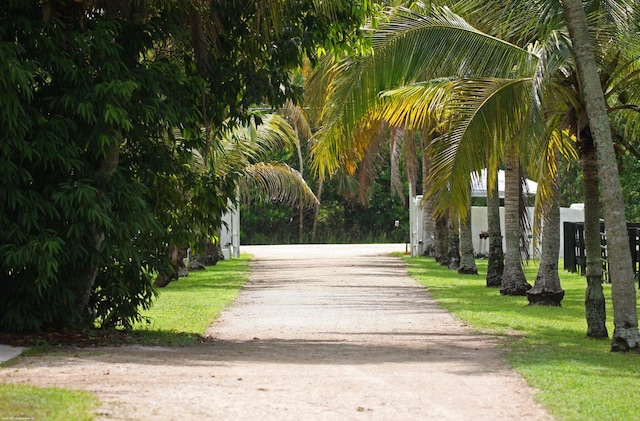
[{"left": 564, "top": 222, "right": 640, "bottom": 286}]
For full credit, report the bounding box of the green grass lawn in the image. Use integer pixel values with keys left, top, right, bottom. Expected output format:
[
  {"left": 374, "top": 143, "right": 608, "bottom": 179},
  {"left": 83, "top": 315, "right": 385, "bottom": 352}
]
[
  {"left": 402, "top": 255, "right": 640, "bottom": 421},
  {"left": 0, "top": 255, "right": 251, "bottom": 420},
  {"left": 132, "top": 255, "right": 251, "bottom": 345},
  {"left": 0, "top": 384, "right": 98, "bottom": 421}
]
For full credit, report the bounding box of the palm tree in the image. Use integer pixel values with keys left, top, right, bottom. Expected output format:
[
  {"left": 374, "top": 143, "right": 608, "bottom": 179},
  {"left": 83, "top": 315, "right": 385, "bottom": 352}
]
[
  {"left": 309, "top": 5, "right": 539, "bottom": 281},
  {"left": 153, "top": 113, "right": 318, "bottom": 287},
  {"left": 561, "top": 0, "right": 640, "bottom": 350},
  {"left": 281, "top": 99, "right": 314, "bottom": 243},
  {"left": 309, "top": 2, "right": 639, "bottom": 344},
  {"left": 500, "top": 150, "right": 532, "bottom": 295},
  {"left": 526, "top": 146, "right": 565, "bottom": 305},
  {"left": 485, "top": 168, "right": 504, "bottom": 287}
]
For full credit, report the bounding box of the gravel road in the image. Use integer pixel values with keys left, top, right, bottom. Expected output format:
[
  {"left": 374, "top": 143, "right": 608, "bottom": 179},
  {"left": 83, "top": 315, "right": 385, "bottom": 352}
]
[{"left": 0, "top": 244, "right": 553, "bottom": 420}]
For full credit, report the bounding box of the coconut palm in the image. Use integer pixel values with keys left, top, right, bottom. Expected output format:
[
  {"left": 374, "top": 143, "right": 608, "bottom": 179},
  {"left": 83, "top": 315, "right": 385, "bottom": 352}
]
[
  {"left": 561, "top": 0, "right": 640, "bottom": 350},
  {"left": 152, "top": 112, "right": 317, "bottom": 287},
  {"left": 309, "top": 0, "right": 640, "bottom": 346},
  {"left": 310, "top": 5, "right": 538, "bottom": 289},
  {"left": 392, "top": 1, "right": 639, "bottom": 343}
]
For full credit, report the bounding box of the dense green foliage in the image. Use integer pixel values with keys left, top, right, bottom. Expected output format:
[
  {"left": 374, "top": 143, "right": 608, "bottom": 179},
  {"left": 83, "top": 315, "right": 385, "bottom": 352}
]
[
  {"left": 0, "top": 1, "right": 373, "bottom": 332},
  {"left": 404, "top": 256, "right": 640, "bottom": 420},
  {"left": 0, "top": 4, "right": 204, "bottom": 331},
  {"left": 559, "top": 153, "right": 640, "bottom": 222},
  {"left": 619, "top": 153, "right": 640, "bottom": 222},
  {"left": 242, "top": 174, "right": 409, "bottom": 244}
]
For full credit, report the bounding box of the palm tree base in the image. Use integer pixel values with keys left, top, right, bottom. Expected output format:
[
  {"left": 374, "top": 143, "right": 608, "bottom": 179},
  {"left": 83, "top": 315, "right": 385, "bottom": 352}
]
[
  {"left": 526, "top": 288, "right": 565, "bottom": 306},
  {"left": 486, "top": 268, "right": 502, "bottom": 287},
  {"left": 458, "top": 266, "right": 478, "bottom": 275},
  {"left": 585, "top": 289, "right": 608, "bottom": 339},
  {"left": 611, "top": 327, "right": 640, "bottom": 352},
  {"left": 500, "top": 281, "right": 532, "bottom": 296}
]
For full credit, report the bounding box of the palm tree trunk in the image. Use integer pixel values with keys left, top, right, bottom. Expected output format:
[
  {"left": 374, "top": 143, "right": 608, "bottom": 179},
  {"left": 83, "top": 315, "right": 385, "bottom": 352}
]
[
  {"left": 582, "top": 133, "right": 608, "bottom": 338},
  {"left": 500, "top": 152, "right": 532, "bottom": 295},
  {"left": 421, "top": 133, "right": 436, "bottom": 256},
  {"left": 526, "top": 172, "right": 564, "bottom": 305},
  {"left": 458, "top": 196, "right": 478, "bottom": 275},
  {"left": 486, "top": 169, "right": 504, "bottom": 287},
  {"left": 435, "top": 214, "right": 449, "bottom": 265},
  {"left": 448, "top": 216, "right": 460, "bottom": 270},
  {"left": 562, "top": 0, "right": 639, "bottom": 351},
  {"left": 391, "top": 128, "right": 406, "bottom": 206},
  {"left": 296, "top": 127, "right": 305, "bottom": 244},
  {"left": 311, "top": 179, "right": 323, "bottom": 243}
]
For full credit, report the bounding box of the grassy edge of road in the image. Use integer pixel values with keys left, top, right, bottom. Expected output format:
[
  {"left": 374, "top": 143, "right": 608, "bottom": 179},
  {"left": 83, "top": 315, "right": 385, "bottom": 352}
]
[
  {"left": 402, "top": 254, "right": 640, "bottom": 421},
  {"left": 0, "top": 255, "right": 252, "bottom": 420}
]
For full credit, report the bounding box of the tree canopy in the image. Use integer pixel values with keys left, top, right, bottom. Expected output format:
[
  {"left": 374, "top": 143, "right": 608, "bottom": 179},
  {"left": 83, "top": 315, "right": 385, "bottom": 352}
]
[{"left": 0, "top": 0, "right": 373, "bottom": 332}]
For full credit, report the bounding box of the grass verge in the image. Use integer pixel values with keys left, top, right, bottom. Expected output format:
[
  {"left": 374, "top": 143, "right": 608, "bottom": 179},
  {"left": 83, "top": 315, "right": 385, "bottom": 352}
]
[
  {"left": 132, "top": 254, "right": 251, "bottom": 344},
  {"left": 402, "top": 255, "right": 640, "bottom": 421},
  {"left": 0, "top": 383, "right": 98, "bottom": 421}
]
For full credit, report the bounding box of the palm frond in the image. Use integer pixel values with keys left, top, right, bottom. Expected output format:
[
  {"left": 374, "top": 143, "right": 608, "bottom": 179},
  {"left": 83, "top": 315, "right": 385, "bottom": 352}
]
[
  {"left": 239, "top": 162, "right": 318, "bottom": 207},
  {"left": 281, "top": 99, "right": 312, "bottom": 141},
  {"left": 425, "top": 77, "right": 538, "bottom": 218},
  {"left": 311, "top": 5, "right": 537, "bottom": 181},
  {"left": 376, "top": 78, "right": 456, "bottom": 132},
  {"left": 212, "top": 113, "right": 298, "bottom": 176}
]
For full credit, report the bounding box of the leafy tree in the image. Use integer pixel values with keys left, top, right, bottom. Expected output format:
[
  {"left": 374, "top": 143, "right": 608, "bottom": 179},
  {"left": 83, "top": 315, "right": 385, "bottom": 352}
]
[{"left": 0, "top": 0, "right": 373, "bottom": 332}]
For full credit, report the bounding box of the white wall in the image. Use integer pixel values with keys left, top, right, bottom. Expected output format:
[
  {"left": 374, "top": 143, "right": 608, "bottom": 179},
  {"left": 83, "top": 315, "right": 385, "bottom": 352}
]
[{"left": 470, "top": 206, "right": 584, "bottom": 258}]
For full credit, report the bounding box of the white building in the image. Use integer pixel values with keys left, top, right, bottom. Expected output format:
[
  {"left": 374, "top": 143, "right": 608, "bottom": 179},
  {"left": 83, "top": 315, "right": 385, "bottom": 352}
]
[{"left": 409, "top": 170, "right": 584, "bottom": 258}]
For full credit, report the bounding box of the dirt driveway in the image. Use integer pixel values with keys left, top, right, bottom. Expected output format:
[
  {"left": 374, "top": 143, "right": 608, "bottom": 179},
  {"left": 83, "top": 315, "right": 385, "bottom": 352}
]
[{"left": 0, "top": 244, "right": 552, "bottom": 420}]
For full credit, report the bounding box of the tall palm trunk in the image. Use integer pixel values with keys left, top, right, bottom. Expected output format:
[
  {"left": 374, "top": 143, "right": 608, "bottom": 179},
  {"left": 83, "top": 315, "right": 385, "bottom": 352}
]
[
  {"left": 311, "top": 179, "right": 323, "bottom": 243},
  {"left": 500, "top": 151, "right": 532, "bottom": 295},
  {"left": 526, "top": 171, "right": 564, "bottom": 305},
  {"left": 421, "top": 133, "right": 436, "bottom": 256},
  {"left": 458, "top": 195, "right": 478, "bottom": 274},
  {"left": 435, "top": 214, "right": 449, "bottom": 264},
  {"left": 486, "top": 170, "right": 504, "bottom": 287},
  {"left": 563, "top": 0, "right": 639, "bottom": 351},
  {"left": 294, "top": 121, "right": 305, "bottom": 243},
  {"left": 391, "top": 128, "right": 407, "bottom": 206},
  {"left": 581, "top": 133, "right": 608, "bottom": 338},
  {"left": 448, "top": 216, "right": 460, "bottom": 270}
]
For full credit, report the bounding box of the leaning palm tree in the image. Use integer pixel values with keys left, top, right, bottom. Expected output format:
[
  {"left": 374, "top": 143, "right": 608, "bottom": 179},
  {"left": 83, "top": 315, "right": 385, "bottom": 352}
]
[
  {"left": 561, "top": 0, "right": 640, "bottom": 350},
  {"left": 310, "top": 5, "right": 538, "bottom": 282}
]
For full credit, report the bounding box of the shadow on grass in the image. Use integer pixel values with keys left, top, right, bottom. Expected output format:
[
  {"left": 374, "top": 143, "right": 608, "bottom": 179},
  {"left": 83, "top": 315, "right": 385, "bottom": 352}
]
[{"left": 403, "top": 254, "right": 640, "bottom": 420}]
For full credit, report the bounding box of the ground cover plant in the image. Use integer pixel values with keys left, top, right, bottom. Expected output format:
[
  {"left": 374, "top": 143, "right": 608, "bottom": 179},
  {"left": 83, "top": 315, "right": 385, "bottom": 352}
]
[{"left": 403, "top": 255, "right": 640, "bottom": 421}]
